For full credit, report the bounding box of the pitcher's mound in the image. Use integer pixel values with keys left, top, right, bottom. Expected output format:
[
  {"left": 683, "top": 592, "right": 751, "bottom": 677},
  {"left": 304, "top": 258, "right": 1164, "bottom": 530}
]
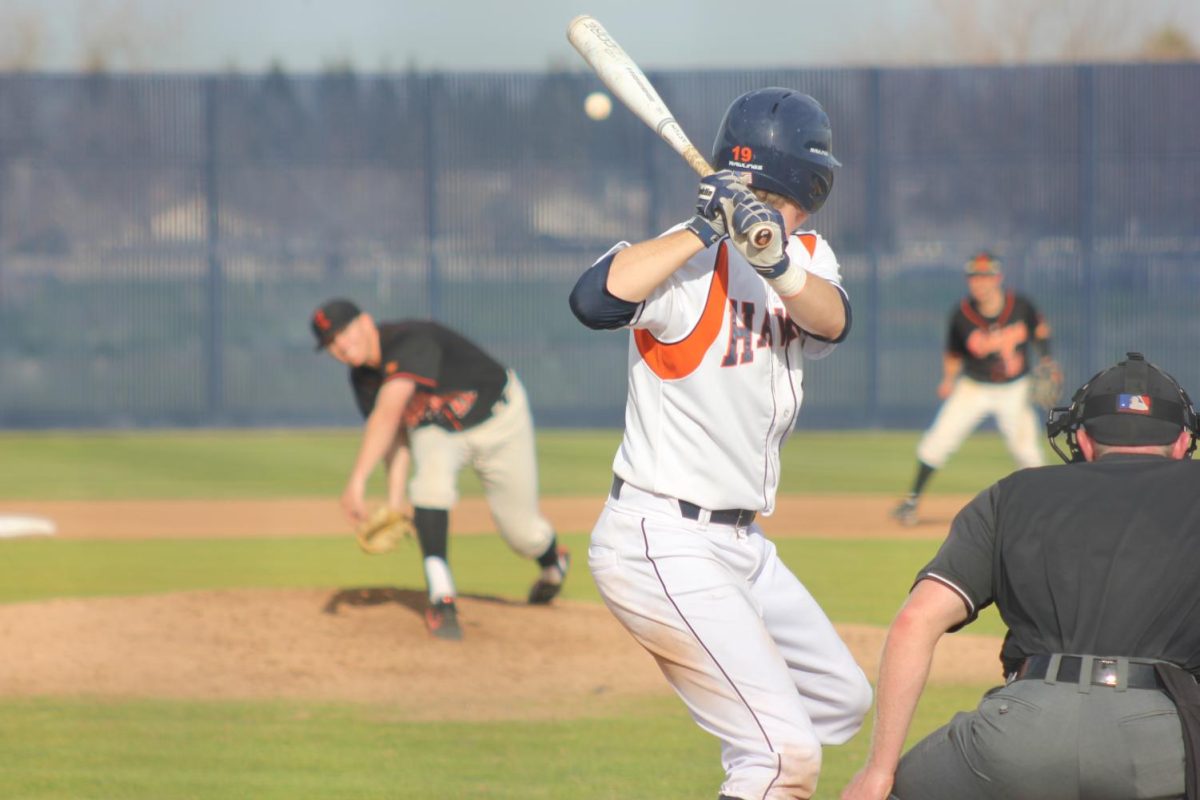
[
  {"left": 0, "top": 589, "right": 666, "bottom": 719},
  {"left": 0, "top": 589, "right": 1002, "bottom": 718}
]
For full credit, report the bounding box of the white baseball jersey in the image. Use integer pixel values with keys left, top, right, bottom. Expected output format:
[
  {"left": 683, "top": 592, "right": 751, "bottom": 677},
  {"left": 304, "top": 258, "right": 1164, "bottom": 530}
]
[
  {"left": 607, "top": 227, "right": 844, "bottom": 514},
  {"left": 585, "top": 227, "right": 870, "bottom": 799}
]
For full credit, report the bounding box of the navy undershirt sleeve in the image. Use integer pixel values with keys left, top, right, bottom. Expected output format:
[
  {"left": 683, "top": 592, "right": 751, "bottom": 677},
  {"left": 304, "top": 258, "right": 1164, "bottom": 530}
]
[{"left": 569, "top": 252, "right": 640, "bottom": 330}]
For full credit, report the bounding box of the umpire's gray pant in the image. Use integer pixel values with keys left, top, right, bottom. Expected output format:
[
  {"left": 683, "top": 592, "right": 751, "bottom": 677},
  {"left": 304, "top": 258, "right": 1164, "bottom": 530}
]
[{"left": 892, "top": 679, "right": 1185, "bottom": 799}]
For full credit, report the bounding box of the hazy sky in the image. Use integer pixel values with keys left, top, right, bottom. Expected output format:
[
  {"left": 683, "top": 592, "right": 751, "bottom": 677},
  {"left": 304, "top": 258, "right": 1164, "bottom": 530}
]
[{"left": 2, "top": 0, "right": 1197, "bottom": 72}]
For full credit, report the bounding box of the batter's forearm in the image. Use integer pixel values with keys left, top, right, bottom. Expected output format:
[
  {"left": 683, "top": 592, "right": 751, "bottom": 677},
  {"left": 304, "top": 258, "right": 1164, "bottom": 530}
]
[
  {"left": 606, "top": 229, "right": 706, "bottom": 302},
  {"left": 778, "top": 273, "right": 846, "bottom": 340}
]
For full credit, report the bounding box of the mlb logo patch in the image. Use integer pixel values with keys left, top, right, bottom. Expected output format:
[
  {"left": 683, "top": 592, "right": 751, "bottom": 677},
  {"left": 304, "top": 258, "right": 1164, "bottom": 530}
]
[{"left": 1117, "top": 393, "right": 1152, "bottom": 415}]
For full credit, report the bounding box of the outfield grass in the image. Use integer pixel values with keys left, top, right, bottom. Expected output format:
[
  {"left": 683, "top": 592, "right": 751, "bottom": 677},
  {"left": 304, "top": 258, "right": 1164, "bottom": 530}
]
[
  {"left": 0, "top": 427, "right": 1049, "bottom": 499},
  {"left": 0, "top": 687, "right": 991, "bottom": 800},
  {"left": 0, "top": 428, "right": 1017, "bottom": 799}
]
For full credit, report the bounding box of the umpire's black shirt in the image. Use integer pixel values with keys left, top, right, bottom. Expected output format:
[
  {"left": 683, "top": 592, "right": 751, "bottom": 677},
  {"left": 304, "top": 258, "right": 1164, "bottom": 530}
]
[
  {"left": 917, "top": 454, "right": 1200, "bottom": 675},
  {"left": 350, "top": 321, "right": 508, "bottom": 432}
]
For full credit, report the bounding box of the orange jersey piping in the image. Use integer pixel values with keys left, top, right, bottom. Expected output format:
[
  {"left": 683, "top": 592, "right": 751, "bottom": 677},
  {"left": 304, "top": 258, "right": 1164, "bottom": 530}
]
[
  {"left": 796, "top": 233, "right": 817, "bottom": 257},
  {"left": 960, "top": 290, "right": 1016, "bottom": 329},
  {"left": 635, "top": 243, "right": 730, "bottom": 380}
]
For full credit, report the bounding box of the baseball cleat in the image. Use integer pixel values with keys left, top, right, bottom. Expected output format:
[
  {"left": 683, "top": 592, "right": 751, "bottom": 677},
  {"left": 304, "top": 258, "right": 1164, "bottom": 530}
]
[
  {"left": 527, "top": 548, "right": 570, "bottom": 605},
  {"left": 891, "top": 497, "right": 919, "bottom": 527},
  {"left": 425, "top": 596, "right": 463, "bottom": 640}
]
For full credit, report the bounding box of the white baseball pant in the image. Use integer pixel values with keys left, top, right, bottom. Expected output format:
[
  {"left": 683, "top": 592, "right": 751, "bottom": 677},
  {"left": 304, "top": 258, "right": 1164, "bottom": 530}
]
[
  {"left": 916, "top": 375, "right": 1045, "bottom": 470},
  {"left": 589, "top": 480, "right": 872, "bottom": 799}
]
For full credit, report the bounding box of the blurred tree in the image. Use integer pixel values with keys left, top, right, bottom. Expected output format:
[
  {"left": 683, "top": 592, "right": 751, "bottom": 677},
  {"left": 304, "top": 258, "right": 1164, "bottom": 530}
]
[
  {"left": 1138, "top": 25, "right": 1198, "bottom": 61},
  {"left": 926, "top": 0, "right": 1193, "bottom": 63},
  {"left": 0, "top": 13, "right": 42, "bottom": 70},
  {"left": 72, "top": 0, "right": 189, "bottom": 73}
]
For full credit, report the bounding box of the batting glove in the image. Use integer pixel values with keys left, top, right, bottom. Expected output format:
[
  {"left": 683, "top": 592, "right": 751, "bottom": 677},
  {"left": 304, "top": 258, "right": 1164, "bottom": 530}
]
[
  {"left": 729, "top": 199, "right": 809, "bottom": 298},
  {"left": 730, "top": 197, "right": 788, "bottom": 276},
  {"left": 686, "top": 170, "right": 751, "bottom": 246},
  {"left": 685, "top": 215, "right": 724, "bottom": 247}
]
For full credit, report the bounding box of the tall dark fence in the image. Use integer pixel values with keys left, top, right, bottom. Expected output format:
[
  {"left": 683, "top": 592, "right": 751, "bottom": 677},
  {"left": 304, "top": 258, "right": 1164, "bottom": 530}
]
[{"left": 0, "top": 65, "right": 1196, "bottom": 428}]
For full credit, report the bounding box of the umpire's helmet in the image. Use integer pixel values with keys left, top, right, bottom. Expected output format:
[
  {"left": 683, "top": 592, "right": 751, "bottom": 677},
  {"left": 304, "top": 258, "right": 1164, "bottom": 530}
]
[
  {"left": 1046, "top": 352, "right": 1199, "bottom": 462},
  {"left": 711, "top": 88, "right": 840, "bottom": 214}
]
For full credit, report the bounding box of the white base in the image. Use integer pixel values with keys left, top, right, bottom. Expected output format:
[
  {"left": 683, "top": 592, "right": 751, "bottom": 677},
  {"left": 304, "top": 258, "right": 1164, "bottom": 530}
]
[{"left": 0, "top": 515, "right": 57, "bottom": 538}]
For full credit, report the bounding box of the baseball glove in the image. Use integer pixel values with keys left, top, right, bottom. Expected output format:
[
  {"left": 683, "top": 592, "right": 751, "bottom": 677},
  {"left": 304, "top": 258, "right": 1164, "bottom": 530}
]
[
  {"left": 1030, "top": 358, "right": 1064, "bottom": 410},
  {"left": 355, "top": 507, "right": 415, "bottom": 555}
]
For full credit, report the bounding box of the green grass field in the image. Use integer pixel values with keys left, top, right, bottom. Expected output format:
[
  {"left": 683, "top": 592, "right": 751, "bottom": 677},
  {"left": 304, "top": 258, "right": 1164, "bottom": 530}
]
[
  {"left": 0, "top": 429, "right": 1024, "bottom": 799},
  {"left": 0, "top": 427, "right": 1049, "bottom": 499}
]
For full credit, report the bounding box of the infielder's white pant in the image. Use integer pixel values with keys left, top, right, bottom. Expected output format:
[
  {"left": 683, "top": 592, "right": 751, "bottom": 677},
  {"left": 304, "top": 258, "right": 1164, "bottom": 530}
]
[
  {"left": 408, "top": 371, "right": 555, "bottom": 559},
  {"left": 589, "top": 481, "right": 872, "bottom": 800},
  {"left": 916, "top": 376, "right": 1044, "bottom": 470}
]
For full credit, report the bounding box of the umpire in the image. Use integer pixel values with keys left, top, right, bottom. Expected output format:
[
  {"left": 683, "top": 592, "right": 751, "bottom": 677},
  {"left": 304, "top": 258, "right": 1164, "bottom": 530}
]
[{"left": 843, "top": 352, "right": 1200, "bottom": 800}]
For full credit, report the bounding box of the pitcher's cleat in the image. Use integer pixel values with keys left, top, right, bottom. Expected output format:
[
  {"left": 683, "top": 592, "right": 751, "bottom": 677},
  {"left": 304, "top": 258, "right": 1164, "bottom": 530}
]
[
  {"left": 528, "top": 548, "right": 571, "bottom": 605},
  {"left": 425, "top": 596, "right": 463, "bottom": 640}
]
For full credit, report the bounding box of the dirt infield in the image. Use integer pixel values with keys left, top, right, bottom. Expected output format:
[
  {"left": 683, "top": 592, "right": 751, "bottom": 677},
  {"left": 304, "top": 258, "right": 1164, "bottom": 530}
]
[
  {"left": 0, "top": 493, "right": 1001, "bottom": 714},
  {"left": 0, "top": 590, "right": 1002, "bottom": 717}
]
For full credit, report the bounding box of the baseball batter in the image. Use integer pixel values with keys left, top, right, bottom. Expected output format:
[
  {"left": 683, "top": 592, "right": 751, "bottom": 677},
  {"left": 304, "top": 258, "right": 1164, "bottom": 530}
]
[
  {"left": 311, "top": 299, "right": 569, "bottom": 640},
  {"left": 570, "top": 89, "right": 871, "bottom": 800},
  {"left": 892, "top": 251, "right": 1053, "bottom": 526}
]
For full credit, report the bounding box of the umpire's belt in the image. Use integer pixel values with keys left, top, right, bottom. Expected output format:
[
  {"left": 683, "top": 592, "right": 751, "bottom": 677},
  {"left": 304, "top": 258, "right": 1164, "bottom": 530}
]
[
  {"left": 610, "top": 476, "right": 756, "bottom": 527},
  {"left": 1013, "top": 654, "right": 1165, "bottom": 690}
]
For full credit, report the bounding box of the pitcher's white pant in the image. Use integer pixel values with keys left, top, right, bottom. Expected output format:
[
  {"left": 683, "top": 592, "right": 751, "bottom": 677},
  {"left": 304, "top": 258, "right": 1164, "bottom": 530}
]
[
  {"left": 589, "top": 480, "right": 872, "bottom": 800},
  {"left": 916, "top": 375, "right": 1045, "bottom": 470},
  {"left": 408, "top": 371, "right": 554, "bottom": 559}
]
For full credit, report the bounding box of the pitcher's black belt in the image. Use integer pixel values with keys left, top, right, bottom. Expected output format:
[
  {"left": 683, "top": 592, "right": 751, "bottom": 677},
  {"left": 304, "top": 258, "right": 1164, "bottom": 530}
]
[
  {"left": 610, "top": 476, "right": 756, "bottom": 527},
  {"left": 1013, "top": 654, "right": 1165, "bottom": 690}
]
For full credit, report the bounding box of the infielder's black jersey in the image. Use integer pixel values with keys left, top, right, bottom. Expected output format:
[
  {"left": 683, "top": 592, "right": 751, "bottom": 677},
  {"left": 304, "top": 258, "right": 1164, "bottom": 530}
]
[
  {"left": 916, "top": 454, "right": 1200, "bottom": 675},
  {"left": 946, "top": 292, "right": 1044, "bottom": 383},
  {"left": 350, "top": 321, "right": 508, "bottom": 432}
]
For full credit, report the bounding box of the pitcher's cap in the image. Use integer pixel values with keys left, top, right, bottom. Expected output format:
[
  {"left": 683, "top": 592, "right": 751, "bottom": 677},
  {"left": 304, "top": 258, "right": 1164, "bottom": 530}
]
[{"left": 310, "top": 298, "right": 360, "bottom": 350}]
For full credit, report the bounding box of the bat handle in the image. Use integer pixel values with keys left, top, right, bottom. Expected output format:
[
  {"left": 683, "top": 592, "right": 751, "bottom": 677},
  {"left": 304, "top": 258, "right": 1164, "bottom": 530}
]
[
  {"left": 748, "top": 223, "right": 775, "bottom": 248},
  {"left": 686, "top": 153, "right": 714, "bottom": 178}
]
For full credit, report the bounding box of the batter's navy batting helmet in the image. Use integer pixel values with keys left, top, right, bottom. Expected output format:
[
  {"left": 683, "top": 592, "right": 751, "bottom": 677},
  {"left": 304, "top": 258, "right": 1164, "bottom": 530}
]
[
  {"left": 1046, "top": 352, "right": 1199, "bottom": 462},
  {"left": 711, "top": 88, "right": 840, "bottom": 215}
]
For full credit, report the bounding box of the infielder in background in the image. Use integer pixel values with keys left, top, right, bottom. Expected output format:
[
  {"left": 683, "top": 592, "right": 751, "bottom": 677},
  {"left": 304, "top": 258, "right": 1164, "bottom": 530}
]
[
  {"left": 844, "top": 352, "right": 1200, "bottom": 800},
  {"left": 891, "top": 250, "right": 1054, "bottom": 526},
  {"left": 570, "top": 88, "right": 871, "bottom": 800},
  {"left": 311, "top": 298, "right": 569, "bottom": 640}
]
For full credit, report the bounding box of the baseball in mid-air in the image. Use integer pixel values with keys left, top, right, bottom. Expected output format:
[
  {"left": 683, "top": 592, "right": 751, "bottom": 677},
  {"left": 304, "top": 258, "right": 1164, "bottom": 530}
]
[{"left": 584, "top": 91, "right": 612, "bottom": 120}]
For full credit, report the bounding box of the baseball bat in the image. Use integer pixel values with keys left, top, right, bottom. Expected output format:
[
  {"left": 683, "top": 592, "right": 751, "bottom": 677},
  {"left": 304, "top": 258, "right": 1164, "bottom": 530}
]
[{"left": 566, "top": 15, "right": 775, "bottom": 248}]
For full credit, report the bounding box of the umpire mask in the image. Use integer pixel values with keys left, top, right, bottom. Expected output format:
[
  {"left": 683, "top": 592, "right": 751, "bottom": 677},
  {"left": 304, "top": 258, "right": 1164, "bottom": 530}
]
[{"left": 1046, "top": 352, "right": 1199, "bottom": 463}]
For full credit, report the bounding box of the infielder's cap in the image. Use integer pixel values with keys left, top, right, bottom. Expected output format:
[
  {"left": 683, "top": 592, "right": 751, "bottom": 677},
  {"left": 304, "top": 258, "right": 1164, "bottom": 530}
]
[
  {"left": 310, "top": 298, "right": 361, "bottom": 350},
  {"left": 1076, "top": 352, "right": 1193, "bottom": 446},
  {"left": 964, "top": 250, "right": 1001, "bottom": 276}
]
